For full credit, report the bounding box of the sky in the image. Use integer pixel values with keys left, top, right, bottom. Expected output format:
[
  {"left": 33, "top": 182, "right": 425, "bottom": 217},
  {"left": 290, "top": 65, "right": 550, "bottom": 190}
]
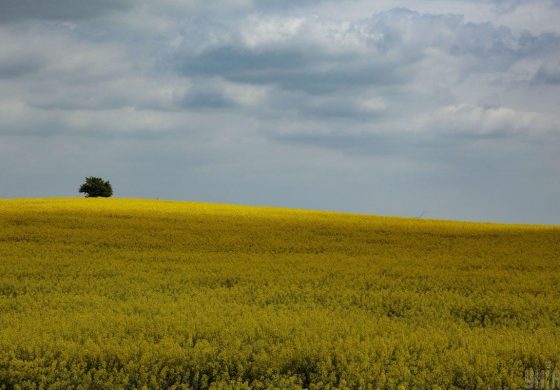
[{"left": 0, "top": 0, "right": 559, "bottom": 224}]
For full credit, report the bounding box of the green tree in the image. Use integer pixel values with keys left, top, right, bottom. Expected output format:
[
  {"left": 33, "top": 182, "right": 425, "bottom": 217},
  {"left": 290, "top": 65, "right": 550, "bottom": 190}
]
[{"left": 79, "top": 177, "right": 113, "bottom": 198}]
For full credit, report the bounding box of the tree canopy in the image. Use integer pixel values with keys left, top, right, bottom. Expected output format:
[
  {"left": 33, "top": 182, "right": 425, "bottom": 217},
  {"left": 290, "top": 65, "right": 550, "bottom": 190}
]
[{"left": 79, "top": 177, "right": 113, "bottom": 198}]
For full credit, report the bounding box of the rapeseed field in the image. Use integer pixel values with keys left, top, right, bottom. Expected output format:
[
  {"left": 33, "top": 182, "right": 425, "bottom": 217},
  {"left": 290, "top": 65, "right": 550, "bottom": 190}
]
[{"left": 1, "top": 198, "right": 559, "bottom": 389}]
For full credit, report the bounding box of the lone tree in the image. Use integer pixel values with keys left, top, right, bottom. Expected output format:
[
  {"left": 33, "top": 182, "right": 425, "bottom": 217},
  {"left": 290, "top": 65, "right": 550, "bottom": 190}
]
[{"left": 79, "top": 177, "right": 113, "bottom": 198}]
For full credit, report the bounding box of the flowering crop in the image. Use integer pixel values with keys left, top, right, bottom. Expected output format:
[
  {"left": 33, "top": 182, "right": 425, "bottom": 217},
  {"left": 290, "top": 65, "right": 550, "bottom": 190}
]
[{"left": 1, "top": 198, "right": 559, "bottom": 389}]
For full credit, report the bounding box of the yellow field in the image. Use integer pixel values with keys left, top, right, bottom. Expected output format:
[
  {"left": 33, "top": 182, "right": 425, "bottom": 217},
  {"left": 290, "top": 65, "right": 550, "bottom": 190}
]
[{"left": 1, "top": 198, "right": 559, "bottom": 389}]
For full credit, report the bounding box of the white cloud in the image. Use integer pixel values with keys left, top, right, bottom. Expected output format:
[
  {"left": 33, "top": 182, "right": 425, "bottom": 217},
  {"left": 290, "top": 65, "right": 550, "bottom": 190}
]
[{"left": 420, "top": 104, "right": 560, "bottom": 136}]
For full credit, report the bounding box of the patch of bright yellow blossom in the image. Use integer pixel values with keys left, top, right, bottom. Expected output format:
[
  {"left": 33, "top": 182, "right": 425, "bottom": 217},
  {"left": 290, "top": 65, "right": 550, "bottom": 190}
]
[{"left": 0, "top": 198, "right": 559, "bottom": 389}]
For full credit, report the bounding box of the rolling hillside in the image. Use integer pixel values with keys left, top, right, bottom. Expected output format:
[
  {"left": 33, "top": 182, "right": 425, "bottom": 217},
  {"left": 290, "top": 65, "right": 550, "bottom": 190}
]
[{"left": 1, "top": 198, "right": 559, "bottom": 389}]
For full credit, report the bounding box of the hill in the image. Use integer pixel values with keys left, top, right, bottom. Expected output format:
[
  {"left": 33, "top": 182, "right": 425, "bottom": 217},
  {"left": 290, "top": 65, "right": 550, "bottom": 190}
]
[{"left": 1, "top": 198, "right": 559, "bottom": 388}]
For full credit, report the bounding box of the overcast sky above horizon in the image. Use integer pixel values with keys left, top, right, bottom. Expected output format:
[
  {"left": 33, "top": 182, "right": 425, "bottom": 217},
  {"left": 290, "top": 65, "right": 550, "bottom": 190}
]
[{"left": 1, "top": 0, "right": 559, "bottom": 223}]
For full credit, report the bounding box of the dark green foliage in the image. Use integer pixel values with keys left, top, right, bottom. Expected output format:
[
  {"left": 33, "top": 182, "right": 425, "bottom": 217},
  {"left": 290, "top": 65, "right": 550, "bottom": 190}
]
[{"left": 79, "top": 177, "right": 113, "bottom": 198}]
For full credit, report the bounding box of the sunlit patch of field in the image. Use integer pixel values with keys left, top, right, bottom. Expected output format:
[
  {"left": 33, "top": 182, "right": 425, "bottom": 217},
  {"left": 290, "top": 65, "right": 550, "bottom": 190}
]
[{"left": 0, "top": 198, "right": 559, "bottom": 389}]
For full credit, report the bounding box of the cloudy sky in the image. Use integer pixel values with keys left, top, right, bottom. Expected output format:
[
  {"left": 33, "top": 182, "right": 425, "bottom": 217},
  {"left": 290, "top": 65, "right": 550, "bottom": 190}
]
[{"left": 1, "top": 0, "right": 559, "bottom": 223}]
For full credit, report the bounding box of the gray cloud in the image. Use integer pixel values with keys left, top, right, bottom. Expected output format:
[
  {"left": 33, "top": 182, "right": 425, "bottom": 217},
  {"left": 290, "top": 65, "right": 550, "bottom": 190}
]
[
  {"left": 171, "top": 8, "right": 560, "bottom": 129},
  {"left": 180, "top": 47, "right": 410, "bottom": 94},
  {"left": 533, "top": 62, "right": 560, "bottom": 85},
  {"left": 0, "top": 0, "right": 134, "bottom": 22},
  {"left": 0, "top": 60, "right": 41, "bottom": 79}
]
